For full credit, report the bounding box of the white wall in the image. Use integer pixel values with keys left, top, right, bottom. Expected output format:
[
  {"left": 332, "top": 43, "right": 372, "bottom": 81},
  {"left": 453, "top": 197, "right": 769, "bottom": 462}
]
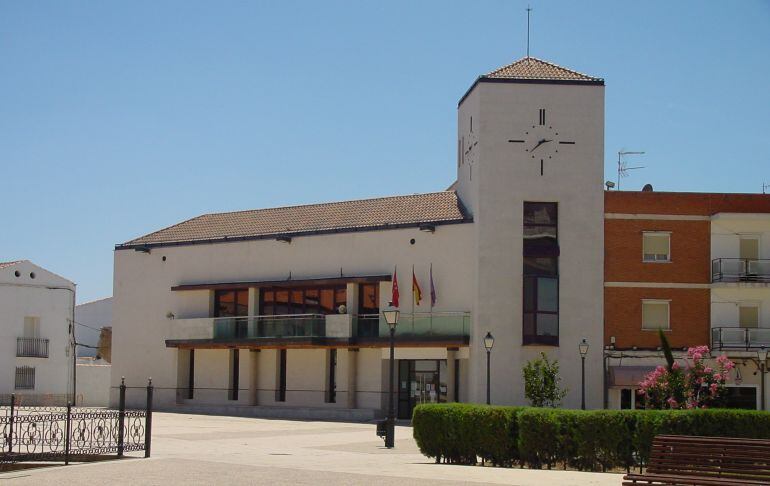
[
  {"left": 111, "top": 224, "right": 475, "bottom": 408},
  {"left": 76, "top": 362, "right": 111, "bottom": 407},
  {"left": 459, "top": 80, "right": 605, "bottom": 408},
  {"left": 75, "top": 297, "right": 112, "bottom": 357},
  {"left": 0, "top": 261, "right": 75, "bottom": 398}
]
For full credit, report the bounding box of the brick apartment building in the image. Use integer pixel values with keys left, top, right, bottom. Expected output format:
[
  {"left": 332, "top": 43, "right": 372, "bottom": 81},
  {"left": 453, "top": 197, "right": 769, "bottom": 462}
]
[{"left": 605, "top": 190, "right": 770, "bottom": 410}]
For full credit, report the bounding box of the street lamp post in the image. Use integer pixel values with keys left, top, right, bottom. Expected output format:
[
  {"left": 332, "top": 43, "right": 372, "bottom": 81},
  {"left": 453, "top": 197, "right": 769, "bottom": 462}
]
[
  {"left": 757, "top": 346, "right": 767, "bottom": 410},
  {"left": 579, "top": 338, "right": 589, "bottom": 410},
  {"left": 382, "top": 309, "right": 400, "bottom": 448},
  {"left": 483, "top": 332, "right": 495, "bottom": 405}
]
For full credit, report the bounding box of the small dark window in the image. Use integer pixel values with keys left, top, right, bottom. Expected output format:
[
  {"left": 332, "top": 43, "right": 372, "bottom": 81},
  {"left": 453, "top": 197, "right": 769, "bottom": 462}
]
[
  {"left": 228, "top": 349, "right": 239, "bottom": 401},
  {"left": 621, "top": 389, "right": 633, "bottom": 410},
  {"left": 14, "top": 270, "right": 20, "bottom": 277},
  {"left": 326, "top": 349, "right": 337, "bottom": 403},
  {"left": 29, "top": 272, "right": 36, "bottom": 279},
  {"left": 523, "top": 202, "right": 559, "bottom": 346},
  {"left": 15, "top": 366, "right": 35, "bottom": 390}
]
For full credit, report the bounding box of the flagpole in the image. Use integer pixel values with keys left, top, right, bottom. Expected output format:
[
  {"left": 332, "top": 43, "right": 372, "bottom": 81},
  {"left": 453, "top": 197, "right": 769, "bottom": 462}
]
[
  {"left": 411, "top": 264, "right": 415, "bottom": 330},
  {"left": 429, "top": 263, "right": 433, "bottom": 333}
]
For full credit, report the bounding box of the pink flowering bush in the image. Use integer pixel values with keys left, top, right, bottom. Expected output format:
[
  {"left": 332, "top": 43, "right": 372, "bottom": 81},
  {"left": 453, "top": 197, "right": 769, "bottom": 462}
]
[{"left": 638, "top": 344, "right": 735, "bottom": 410}]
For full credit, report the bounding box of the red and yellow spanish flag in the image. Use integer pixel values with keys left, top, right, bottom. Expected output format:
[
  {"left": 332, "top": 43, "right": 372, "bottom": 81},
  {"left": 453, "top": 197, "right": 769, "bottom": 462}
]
[
  {"left": 391, "top": 267, "right": 400, "bottom": 307},
  {"left": 412, "top": 266, "right": 422, "bottom": 306}
]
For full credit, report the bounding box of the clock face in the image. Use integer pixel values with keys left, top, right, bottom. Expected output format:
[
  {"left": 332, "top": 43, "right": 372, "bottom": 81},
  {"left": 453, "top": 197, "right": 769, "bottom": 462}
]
[{"left": 508, "top": 109, "right": 575, "bottom": 175}]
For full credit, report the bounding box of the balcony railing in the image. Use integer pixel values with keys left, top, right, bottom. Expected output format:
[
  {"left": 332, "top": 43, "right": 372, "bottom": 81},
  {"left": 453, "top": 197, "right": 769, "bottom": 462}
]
[
  {"left": 168, "top": 312, "right": 471, "bottom": 343},
  {"left": 353, "top": 312, "right": 471, "bottom": 341},
  {"left": 711, "top": 327, "right": 770, "bottom": 350},
  {"left": 712, "top": 258, "right": 770, "bottom": 283},
  {"left": 16, "top": 337, "right": 49, "bottom": 358},
  {"left": 213, "top": 314, "right": 327, "bottom": 340}
]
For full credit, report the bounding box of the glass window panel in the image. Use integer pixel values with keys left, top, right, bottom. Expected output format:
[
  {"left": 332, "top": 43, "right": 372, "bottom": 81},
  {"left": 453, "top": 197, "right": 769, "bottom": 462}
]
[
  {"left": 523, "top": 277, "right": 536, "bottom": 312},
  {"left": 523, "top": 226, "right": 557, "bottom": 240},
  {"left": 320, "top": 289, "right": 335, "bottom": 313},
  {"left": 524, "top": 202, "right": 557, "bottom": 226},
  {"left": 359, "top": 284, "right": 379, "bottom": 312},
  {"left": 524, "top": 257, "right": 557, "bottom": 276},
  {"left": 415, "top": 360, "right": 438, "bottom": 372},
  {"left": 523, "top": 313, "right": 536, "bottom": 337},
  {"left": 537, "top": 314, "right": 558, "bottom": 337},
  {"left": 215, "top": 290, "right": 236, "bottom": 317},
  {"left": 643, "top": 234, "right": 670, "bottom": 261},
  {"left": 642, "top": 301, "right": 669, "bottom": 330},
  {"left": 740, "top": 306, "right": 759, "bottom": 328},
  {"left": 537, "top": 278, "right": 558, "bottom": 312},
  {"left": 275, "top": 290, "right": 289, "bottom": 304},
  {"left": 262, "top": 290, "right": 274, "bottom": 303},
  {"left": 335, "top": 287, "right": 347, "bottom": 309}
]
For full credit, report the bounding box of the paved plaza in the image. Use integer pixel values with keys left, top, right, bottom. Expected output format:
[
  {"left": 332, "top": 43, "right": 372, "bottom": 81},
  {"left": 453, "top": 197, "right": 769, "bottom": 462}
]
[{"left": 1, "top": 412, "right": 623, "bottom": 485}]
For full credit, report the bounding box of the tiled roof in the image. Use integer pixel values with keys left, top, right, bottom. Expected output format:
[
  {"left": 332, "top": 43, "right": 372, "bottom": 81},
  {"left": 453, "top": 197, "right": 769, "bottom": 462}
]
[
  {"left": 119, "top": 191, "right": 470, "bottom": 248},
  {"left": 0, "top": 260, "right": 24, "bottom": 269},
  {"left": 484, "top": 57, "right": 603, "bottom": 83}
]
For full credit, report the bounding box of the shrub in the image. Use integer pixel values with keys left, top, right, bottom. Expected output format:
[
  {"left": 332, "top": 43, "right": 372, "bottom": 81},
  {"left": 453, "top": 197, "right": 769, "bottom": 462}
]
[
  {"left": 412, "top": 403, "right": 770, "bottom": 471},
  {"left": 523, "top": 353, "right": 567, "bottom": 407}
]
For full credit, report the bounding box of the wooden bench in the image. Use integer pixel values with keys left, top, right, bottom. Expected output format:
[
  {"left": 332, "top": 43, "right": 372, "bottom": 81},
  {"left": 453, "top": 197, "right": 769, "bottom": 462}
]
[{"left": 623, "top": 435, "right": 770, "bottom": 485}]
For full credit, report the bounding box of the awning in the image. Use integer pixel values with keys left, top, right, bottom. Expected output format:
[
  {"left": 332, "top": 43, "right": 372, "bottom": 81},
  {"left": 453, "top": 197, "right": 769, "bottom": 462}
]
[
  {"left": 171, "top": 274, "right": 391, "bottom": 291},
  {"left": 608, "top": 366, "right": 656, "bottom": 387}
]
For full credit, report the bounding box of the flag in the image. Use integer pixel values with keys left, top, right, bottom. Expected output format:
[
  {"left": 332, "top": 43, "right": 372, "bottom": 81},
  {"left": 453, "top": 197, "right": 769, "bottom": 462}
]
[
  {"left": 412, "top": 266, "right": 422, "bottom": 306},
  {"left": 430, "top": 264, "right": 436, "bottom": 308},
  {"left": 391, "top": 267, "right": 400, "bottom": 307}
]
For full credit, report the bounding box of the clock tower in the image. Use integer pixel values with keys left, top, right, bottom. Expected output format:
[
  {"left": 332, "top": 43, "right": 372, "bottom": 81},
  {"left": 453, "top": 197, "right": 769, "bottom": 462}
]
[{"left": 456, "top": 57, "right": 605, "bottom": 408}]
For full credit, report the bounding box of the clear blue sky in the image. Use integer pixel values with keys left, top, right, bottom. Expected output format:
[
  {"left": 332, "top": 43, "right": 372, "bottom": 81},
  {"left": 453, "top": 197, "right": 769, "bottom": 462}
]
[{"left": 1, "top": 1, "right": 769, "bottom": 303}]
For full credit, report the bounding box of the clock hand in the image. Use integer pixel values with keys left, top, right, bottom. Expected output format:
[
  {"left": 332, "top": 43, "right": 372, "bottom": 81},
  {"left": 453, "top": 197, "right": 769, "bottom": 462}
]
[{"left": 530, "top": 140, "right": 545, "bottom": 152}]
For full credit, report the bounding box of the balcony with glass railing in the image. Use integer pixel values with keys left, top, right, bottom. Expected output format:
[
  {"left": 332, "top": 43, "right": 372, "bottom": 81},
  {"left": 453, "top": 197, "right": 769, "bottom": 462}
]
[
  {"left": 711, "top": 327, "right": 770, "bottom": 350},
  {"left": 167, "top": 311, "right": 471, "bottom": 346},
  {"left": 712, "top": 258, "right": 770, "bottom": 283},
  {"left": 353, "top": 312, "right": 471, "bottom": 343}
]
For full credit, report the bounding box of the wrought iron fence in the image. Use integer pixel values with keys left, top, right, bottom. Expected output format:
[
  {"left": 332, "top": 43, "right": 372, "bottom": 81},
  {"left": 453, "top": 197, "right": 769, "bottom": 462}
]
[
  {"left": 0, "top": 378, "right": 153, "bottom": 469},
  {"left": 16, "top": 337, "right": 49, "bottom": 358}
]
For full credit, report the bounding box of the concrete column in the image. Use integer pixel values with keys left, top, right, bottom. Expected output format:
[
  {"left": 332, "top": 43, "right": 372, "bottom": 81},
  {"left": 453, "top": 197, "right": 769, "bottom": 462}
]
[
  {"left": 446, "top": 349, "right": 457, "bottom": 402},
  {"left": 346, "top": 349, "right": 358, "bottom": 408},
  {"left": 247, "top": 288, "right": 260, "bottom": 336}
]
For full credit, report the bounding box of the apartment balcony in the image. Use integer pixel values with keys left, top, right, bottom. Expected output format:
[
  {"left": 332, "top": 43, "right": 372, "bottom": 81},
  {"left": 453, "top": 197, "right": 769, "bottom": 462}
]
[
  {"left": 166, "top": 312, "right": 471, "bottom": 348},
  {"left": 16, "top": 337, "right": 50, "bottom": 358},
  {"left": 712, "top": 258, "right": 770, "bottom": 284},
  {"left": 711, "top": 327, "right": 770, "bottom": 350}
]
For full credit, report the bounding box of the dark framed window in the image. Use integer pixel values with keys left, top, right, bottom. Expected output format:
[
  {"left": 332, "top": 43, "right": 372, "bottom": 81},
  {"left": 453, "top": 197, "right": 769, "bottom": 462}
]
[
  {"left": 15, "top": 366, "right": 35, "bottom": 390},
  {"left": 260, "top": 286, "right": 346, "bottom": 316},
  {"left": 523, "top": 202, "right": 559, "bottom": 346},
  {"left": 214, "top": 289, "right": 248, "bottom": 317}
]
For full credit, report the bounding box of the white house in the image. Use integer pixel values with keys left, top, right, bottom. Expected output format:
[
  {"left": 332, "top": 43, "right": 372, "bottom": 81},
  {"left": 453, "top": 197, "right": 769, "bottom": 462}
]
[
  {"left": 0, "top": 260, "right": 75, "bottom": 404},
  {"left": 75, "top": 297, "right": 113, "bottom": 358},
  {"left": 111, "top": 57, "right": 606, "bottom": 417}
]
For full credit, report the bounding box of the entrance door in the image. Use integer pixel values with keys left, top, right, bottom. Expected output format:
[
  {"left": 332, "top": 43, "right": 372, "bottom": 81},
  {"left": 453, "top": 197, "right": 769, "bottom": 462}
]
[{"left": 397, "top": 360, "right": 447, "bottom": 419}]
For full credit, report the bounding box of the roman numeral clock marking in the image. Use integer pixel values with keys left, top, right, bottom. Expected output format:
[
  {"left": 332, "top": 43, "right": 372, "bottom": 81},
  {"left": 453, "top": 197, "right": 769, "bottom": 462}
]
[{"left": 507, "top": 109, "right": 575, "bottom": 176}]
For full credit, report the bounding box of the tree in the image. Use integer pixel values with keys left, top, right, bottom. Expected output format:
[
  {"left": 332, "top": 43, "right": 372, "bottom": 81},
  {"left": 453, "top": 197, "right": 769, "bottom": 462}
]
[
  {"left": 523, "top": 352, "right": 567, "bottom": 407},
  {"left": 637, "top": 330, "right": 735, "bottom": 409}
]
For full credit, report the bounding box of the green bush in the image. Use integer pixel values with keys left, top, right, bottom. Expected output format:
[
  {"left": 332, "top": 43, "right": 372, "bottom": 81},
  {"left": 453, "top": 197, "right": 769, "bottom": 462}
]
[{"left": 412, "top": 403, "right": 770, "bottom": 471}]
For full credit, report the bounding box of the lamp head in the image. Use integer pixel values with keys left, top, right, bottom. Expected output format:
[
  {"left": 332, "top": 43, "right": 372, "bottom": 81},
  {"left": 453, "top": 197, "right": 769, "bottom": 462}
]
[
  {"left": 759, "top": 346, "right": 768, "bottom": 364},
  {"left": 382, "top": 309, "right": 400, "bottom": 330},
  {"left": 483, "top": 331, "right": 494, "bottom": 351},
  {"left": 579, "top": 338, "right": 589, "bottom": 357}
]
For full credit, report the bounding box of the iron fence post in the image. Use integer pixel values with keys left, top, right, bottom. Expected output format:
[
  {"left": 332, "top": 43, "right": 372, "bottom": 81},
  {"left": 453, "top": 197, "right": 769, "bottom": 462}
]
[
  {"left": 117, "top": 377, "right": 126, "bottom": 458},
  {"left": 145, "top": 378, "right": 153, "bottom": 458},
  {"left": 7, "top": 394, "right": 15, "bottom": 455},
  {"left": 65, "top": 402, "right": 72, "bottom": 465}
]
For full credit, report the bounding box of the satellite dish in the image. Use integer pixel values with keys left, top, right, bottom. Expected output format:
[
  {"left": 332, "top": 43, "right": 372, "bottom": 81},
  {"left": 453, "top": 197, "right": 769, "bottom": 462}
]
[{"left": 642, "top": 184, "right": 653, "bottom": 192}]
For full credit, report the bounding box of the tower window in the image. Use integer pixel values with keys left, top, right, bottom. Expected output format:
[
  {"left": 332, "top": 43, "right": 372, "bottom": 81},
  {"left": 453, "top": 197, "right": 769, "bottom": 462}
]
[{"left": 523, "top": 202, "right": 559, "bottom": 346}]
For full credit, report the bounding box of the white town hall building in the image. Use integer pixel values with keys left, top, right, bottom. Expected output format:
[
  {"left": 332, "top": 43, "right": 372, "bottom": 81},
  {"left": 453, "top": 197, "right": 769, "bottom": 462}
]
[{"left": 111, "top": 57, "right": 605, "bottom": 418}]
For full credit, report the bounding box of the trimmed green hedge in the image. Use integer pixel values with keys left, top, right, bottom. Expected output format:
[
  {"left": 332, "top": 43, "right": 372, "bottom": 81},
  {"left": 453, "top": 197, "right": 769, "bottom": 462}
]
[{"left": 412, "top": 404, "right": 770, "bottom": 471}]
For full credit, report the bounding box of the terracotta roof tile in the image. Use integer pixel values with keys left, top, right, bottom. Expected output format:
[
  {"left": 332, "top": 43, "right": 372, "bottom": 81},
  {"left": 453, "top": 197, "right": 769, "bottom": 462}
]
[
  {"left": 0, "top": 260, "right": 24, "bottom": 269},
  {"left": 119, "top": 191, "right": 470, "bottom": 248},
  {"left": 484, "top": 57, "right": 603, "bottom": 83}
]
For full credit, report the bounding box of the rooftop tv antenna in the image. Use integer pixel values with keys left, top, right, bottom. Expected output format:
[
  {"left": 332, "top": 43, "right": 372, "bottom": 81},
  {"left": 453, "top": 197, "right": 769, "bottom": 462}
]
[
  {"left": 763, "top": 182, "right": 770, "bottom": 194},
  {"left": 617, "top": 150, "right": 646, "bottom": 190},
  {"left": 526, "top": 6, "right": 532, "bottom": 57}
]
